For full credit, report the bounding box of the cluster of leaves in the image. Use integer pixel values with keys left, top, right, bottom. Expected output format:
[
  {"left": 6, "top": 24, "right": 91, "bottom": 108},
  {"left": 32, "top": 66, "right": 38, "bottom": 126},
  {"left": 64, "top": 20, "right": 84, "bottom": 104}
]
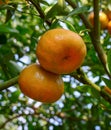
[{"left": 0, "top": 0, "right": 111, "bottom": 129}]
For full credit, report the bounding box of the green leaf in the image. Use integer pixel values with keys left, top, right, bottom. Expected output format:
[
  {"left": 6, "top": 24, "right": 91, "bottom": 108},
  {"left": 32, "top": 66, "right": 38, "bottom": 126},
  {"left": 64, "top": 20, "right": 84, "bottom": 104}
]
[
  {"left": 62, "top": 20, "right": 77, "bottom": 32},
  {"left": 88, "top": 48, "right": 99, "bottom": 63},
  {"left": 5, "top": 4, "right": 17, "bottom": 23},
  {"left": 0, "top": 25, "right": 19, "bottom": 33},
  {"left": 45, "top": 3, "right": 68, "bottom": 19},
  {"left": 9, "top": 90, "right": 21, "bottom": 103},
  {"left": 58, "top": 0, "right": 65, "bottom": 8},
  {"left": 40, "top": 0, "right": 49, "bottom": 6},
  {"left": 0, "top": 45, "right": 14, "bottom": 62},
  {"left": 50, "top": 19, "right": 60, "bottom": 29},
  {"left": 0, "top": 4, "right": 15, "bottom": 10},
  {"left": 107, "top": 49, "right": 111, "bottom": 74},
  {"left": 102, "top": 77, "right": 111, "bottom": 88},
  {"left": 7, "top": 60, "right": 22, "bottom": 77},
  {"left": 90, "top": 87, "right": 100, "bottom": 99},
  {"left": 76, "top": 85, "right": 89, "bottom": 93},
  {"left": 0, "top": 34, "right": 7, "bottom": 44},
  {"left": 45, "top": 4, "right": 59, "bottom": 19},
  {"left": 91, "top": 105, "right": 99, "bottom": 120},
  {"left": 65, "top": 6, "right": 88, "bottom": 19}
]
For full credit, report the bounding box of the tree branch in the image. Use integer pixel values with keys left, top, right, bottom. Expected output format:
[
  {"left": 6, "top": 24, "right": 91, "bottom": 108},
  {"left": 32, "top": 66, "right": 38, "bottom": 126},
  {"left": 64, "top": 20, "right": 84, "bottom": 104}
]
[
  {"left": 0, "top": 76, "right": 19, "bottom": 91},
  {"left": 29, "top": 0, "right": 51, "bottom": 26},
  {"left": 65, "top": 0, "right": 111, "bottom": 79},
  {"left": 91, "top": 0, "right": 110, "bottom": 78},
  {"left": 71, "top": 68, "right": 101, "bottom": 92},
  {"left": 71, "top": 68, "right": 111, "bottom": 104},
  {"left": 65, "top": 0, "right": 92, "bottom": 29},
  {"left": 0, "top": 114, "right": 24, "bottom": 129},
  {"left": 0, "top": 106, "right": 48, "bottom": 129},
  {"left": 93, "top": 0, "right": 100, "bottom": 40}
]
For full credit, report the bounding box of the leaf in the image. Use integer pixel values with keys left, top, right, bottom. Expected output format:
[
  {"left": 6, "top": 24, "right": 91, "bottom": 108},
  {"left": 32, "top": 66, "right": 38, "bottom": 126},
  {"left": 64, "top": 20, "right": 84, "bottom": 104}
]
[
  {"left": 45, "top": 3, "right": 68, "bottom": 19},
  {"left": 102, "top": 77, "right": 111, "bottom": 88},
  {"left": 65, "top": 6, "right": 88, "bottom": 19},
  {"left": 5, "top": 4, "right": 17, "bottom": 23},
  {"left": 90, "top": 87, "right": 100, "bottom": 99},
  {"left": 0, "top": 34, "right": 7, "bottom": 44},
  {"left": 40, "top": 0, "right": 49, "bottom": 6},
  {"left": 9, "top": 90, "right": 21, "bottom": 103},
  {"left": 45, "top": 4, "right": 60, "bottom": 19},
  {"left": 50, "top": 19, "right": 60, "bottom": 29},
  {"left": 63, "top": 20, "right": 77, "bottom": 32},
  {"left": 91, "top": 105, "right": 99, "bottom": 120},
  {"left": 107, "top": 49, "right": 111, "bottom": 74},
  {"left": 0, "top": 25, "right": 19, "bottom": 33},
  {"left": 0, "top": 45, "right": 14, "bottom": 62},
  {"left": 88, "top": 49, "right": 99, "bottom": 63},
  {"left": 0, "top": 4, "right": 15, "bottom": 10},
  {"left": 7, "top": 60, "right": 22, "bottom": 77},
  {"left": 76, "top": 85, "right": 90, "bottom": 93}
]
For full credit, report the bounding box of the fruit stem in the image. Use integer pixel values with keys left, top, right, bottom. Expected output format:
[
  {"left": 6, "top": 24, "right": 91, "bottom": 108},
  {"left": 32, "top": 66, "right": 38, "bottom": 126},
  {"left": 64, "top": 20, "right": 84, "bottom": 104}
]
[{"left": 0, "top": 76, "right": 19, "bottom": 91}]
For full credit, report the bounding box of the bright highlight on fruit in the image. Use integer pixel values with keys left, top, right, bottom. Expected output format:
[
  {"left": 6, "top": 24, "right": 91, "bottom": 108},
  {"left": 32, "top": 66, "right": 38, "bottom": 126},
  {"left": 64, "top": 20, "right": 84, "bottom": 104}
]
[
  {"left": 18, "top": 64, "right": 64, "bottom": 103},
  {"left": 36, "top": 28, "right": 86, "bottom": 74}
]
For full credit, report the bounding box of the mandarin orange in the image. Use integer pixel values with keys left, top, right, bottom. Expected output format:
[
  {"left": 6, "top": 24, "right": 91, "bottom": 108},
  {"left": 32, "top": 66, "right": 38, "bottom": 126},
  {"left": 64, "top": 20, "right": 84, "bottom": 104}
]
[
  {"left": 18, "top": 63, "right": 64, "bottom": 103},
  {"left": 36, "top": 28, "right": 86, "bottom": 74},
  {"left": 107, "top": 21, "right": 111, "bottom": 35},
  {"left": 106, "top": 11, "right": 111, "bottom": 20},
  {"left": 88, "top": 11, "right": 109, "bottom": 29}
]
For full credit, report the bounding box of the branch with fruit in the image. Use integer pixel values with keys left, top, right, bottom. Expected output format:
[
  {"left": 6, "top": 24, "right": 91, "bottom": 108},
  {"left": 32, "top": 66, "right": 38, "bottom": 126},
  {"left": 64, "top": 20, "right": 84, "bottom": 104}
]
[
  {"left": 0, "top": 0, "right": 111, "bottom": 105},
  {"left": 66, "top": 0, "right": 111, "bottom": 79}
]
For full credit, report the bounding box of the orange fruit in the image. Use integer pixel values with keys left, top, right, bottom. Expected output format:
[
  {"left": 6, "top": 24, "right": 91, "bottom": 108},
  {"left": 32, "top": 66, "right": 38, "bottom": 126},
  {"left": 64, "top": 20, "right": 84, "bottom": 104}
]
[
  {"left": 107, "top": 21, "right": 111, "bottom": 35},
  {"left": 106, "top": 11, "right": 111, "bottom": 20},
  {"left": 88, "top": 11, "right": 109, "bottom": 29},
  {"left": 18, "top": 63, "right": 64, "bottom": 103},
  {"left": 0, "top": 0, "right": 9, "bottom": 5},
  {"left": 36, "top": 28, "right": 86, "bottom": 74},
  {"left": 104, "top": 86, "right": 111, "bottom": 95}
]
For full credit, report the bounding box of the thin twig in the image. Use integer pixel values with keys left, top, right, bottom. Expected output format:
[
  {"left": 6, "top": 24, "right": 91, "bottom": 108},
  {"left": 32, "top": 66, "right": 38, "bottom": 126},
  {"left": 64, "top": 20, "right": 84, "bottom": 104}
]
[
  {"left": 0, "top": 104, "right": 51, "bottom": 129},
  {"left": 71, "top": 68, "right": 101, "bottom": 92},
  {"left": 0, "top": 76, "right": 19, "bottom": 91},
  {"left": 29, "top": 0, "right": 51, "bottom": 26},
  {"left": 65, "top": 0, "right": 92, "bottom": 29},
  {"left": 71, "top": 68, "right": 111, "bottom": 104},
  {"left": 0, "top": 114, "right": 24, "bottom": 129}
]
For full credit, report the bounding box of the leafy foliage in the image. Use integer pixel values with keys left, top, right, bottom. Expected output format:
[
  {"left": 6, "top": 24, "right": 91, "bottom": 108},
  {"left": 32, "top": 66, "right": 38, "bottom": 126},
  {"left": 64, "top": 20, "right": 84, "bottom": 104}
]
[{"left": 0, "top": 0, "right": 111, "bottom": 130}]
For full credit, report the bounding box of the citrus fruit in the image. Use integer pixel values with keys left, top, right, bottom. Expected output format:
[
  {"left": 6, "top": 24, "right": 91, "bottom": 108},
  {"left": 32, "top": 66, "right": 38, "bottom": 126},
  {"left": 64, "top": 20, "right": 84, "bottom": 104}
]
[
  {"left": 104, "top": 86, "right": 111, "bottom": 95},
  {"left": 36, "top": 28, "right": 86, "bottom": 74},
  {"left": 107, "top": 21, "right": 111, "bottom": 35},
  {"left": 88, "top": 11, "right": 109, "bottom": 29},
  {"left": 18, "top": 63, "right": 64, "bottom": 103},
  {"left": 0, "top": 0, "right": 9, "bottom": 5},
  {"left": 106, "top": 11, "right": 111, "bottom": 20}
]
